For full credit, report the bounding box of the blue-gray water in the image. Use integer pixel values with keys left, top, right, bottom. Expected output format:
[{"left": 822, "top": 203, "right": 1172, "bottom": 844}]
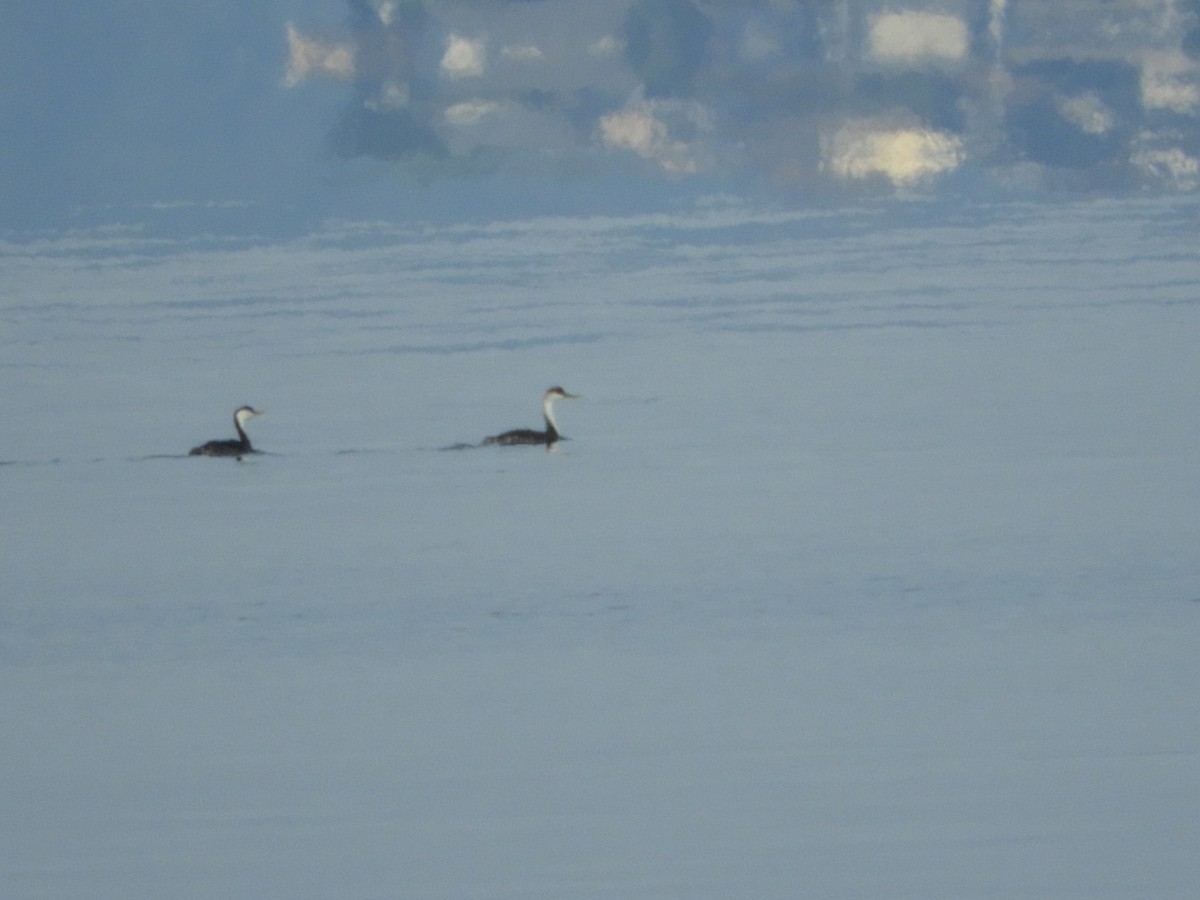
[{"left": 3, "top": 197, "right": 1199, "bottom": 898}]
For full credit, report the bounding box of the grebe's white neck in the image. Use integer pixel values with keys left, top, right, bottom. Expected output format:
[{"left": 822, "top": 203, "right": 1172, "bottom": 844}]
[
  {"left": 540, "top": 387, "right": 577, "bottom": 436},
  {"left": 542, "top": 392, "right": 561, "bottom": 433}
]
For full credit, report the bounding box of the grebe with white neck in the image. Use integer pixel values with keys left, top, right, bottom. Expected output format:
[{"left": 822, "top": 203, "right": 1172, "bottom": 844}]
[
  {"left": 189, "top": 406, "right": 262, "bottom": 457},
  {"left": 483, "top": 387, "right": 579, "bottom": 446}
]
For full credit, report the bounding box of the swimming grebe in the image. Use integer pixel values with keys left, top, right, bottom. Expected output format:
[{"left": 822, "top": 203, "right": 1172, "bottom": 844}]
[
  {"left": 483, "top": 386, "right": 579, "bottom": 446},
  {"left": 189, "top": 406, "right": 262, "bottom": 457}
]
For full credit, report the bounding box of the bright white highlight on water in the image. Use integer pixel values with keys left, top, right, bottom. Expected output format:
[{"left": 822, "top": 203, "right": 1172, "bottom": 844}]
[
  {"left": 441, "top": 33, "right": 486, "bottom": 79},
  {"left": 867, "top": 11, "right": 969, "bottom": 64},
  {"left": 823, "top": 120, "right": 965, "bottom": 184},
  {"left": 283, "top": 22, "right": 355, "bottom": 87}
]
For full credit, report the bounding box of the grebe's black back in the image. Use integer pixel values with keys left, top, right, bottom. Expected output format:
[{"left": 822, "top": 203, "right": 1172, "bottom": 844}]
[
  {"left": 189, "top": 406, "right": 262, "bottom": 457},
  {"left": 484, "top": 386, "right": 579, "bottom": 446}
]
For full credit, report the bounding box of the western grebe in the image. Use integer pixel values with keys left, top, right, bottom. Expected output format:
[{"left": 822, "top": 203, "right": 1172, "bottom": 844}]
[
  {"left": 483, "top": 386, "right": 579, "bottom": 446},
  {"left": 189, "top": 406, "right": 262, "bottom": 457}
]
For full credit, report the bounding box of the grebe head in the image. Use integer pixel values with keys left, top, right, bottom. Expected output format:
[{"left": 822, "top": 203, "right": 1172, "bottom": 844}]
[
  {"left": 544, "top": 387, "right": 579, "bottom": 402},
  {"left": 234, "top": 406, "right": 262, "bottom": 426}
]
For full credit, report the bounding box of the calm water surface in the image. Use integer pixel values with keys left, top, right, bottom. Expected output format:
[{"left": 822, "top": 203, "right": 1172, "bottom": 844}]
[{"left": 2, "top": 197, "right": 1199, "bottom": 898}]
